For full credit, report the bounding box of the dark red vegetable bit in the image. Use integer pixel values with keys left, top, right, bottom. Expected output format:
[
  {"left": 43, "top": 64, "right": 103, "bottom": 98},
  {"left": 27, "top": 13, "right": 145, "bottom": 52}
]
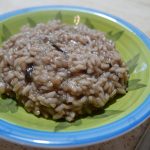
[
  {"left": 25, "top": 63, "right": 34, "bottom": 82},
  {"left": 52, "top": 43, "right": 65, "bottom": 53}
]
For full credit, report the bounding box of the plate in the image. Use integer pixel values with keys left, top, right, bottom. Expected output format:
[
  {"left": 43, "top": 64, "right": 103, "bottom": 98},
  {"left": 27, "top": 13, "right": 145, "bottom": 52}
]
[{"left": 0, "top": 5, "right": 150, "bottom": 148}]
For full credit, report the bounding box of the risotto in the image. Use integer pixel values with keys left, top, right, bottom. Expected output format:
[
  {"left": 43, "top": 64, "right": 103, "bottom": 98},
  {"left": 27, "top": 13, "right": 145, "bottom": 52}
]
[{"left": 0, "top": 20, "right": 128, "bottom": 121}]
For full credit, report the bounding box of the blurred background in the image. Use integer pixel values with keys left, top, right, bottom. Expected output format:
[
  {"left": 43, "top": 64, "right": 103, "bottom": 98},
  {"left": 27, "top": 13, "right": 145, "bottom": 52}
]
[{"left": 0, "top": 0, "right": 150, "bottom": 150}]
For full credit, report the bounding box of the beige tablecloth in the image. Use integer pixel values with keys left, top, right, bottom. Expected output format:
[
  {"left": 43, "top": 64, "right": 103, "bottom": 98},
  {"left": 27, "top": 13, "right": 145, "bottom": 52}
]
[{"left": 0, "top": 0, "right": 150, "bottom": 150}]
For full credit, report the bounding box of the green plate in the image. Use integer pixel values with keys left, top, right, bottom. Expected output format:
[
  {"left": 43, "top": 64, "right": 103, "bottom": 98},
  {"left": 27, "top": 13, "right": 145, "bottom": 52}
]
[{"left": 0, "top": 6, "right": 150, "bottom": 148}]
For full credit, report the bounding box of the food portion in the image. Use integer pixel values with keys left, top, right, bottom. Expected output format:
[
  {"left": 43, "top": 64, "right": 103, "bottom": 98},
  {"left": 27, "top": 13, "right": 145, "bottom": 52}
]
[{"left": 0, "top": 20, "right": 128, "bottom": 121}]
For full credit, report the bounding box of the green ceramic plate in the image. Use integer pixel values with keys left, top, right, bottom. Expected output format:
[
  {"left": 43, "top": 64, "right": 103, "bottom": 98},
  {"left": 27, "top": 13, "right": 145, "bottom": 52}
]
[{"left": 0, "top": 5, "right": 150, "bottom": 148}]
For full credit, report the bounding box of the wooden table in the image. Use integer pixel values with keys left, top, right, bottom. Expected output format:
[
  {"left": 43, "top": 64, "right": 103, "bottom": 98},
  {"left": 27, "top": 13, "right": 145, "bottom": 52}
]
[{"left": 0, "top": 0, "right": 150, "bottom": 150}]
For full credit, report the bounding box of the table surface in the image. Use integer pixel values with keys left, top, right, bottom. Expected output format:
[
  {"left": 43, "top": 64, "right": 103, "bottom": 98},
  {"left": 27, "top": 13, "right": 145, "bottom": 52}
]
[{"left": 0, "top": 0, "right": 150, "bottom": 150}]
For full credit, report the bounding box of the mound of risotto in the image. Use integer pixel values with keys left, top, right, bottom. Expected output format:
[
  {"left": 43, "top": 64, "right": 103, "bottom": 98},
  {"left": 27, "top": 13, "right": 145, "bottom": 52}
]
[{"left": 0, "top": 20, "right": 128, "bottom": 121}]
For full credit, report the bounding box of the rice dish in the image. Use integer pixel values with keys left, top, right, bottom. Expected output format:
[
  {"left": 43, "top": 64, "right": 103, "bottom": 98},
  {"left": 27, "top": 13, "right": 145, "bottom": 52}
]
[{"left": 0, "top": 20, "right": 128, "bottom": 121}]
